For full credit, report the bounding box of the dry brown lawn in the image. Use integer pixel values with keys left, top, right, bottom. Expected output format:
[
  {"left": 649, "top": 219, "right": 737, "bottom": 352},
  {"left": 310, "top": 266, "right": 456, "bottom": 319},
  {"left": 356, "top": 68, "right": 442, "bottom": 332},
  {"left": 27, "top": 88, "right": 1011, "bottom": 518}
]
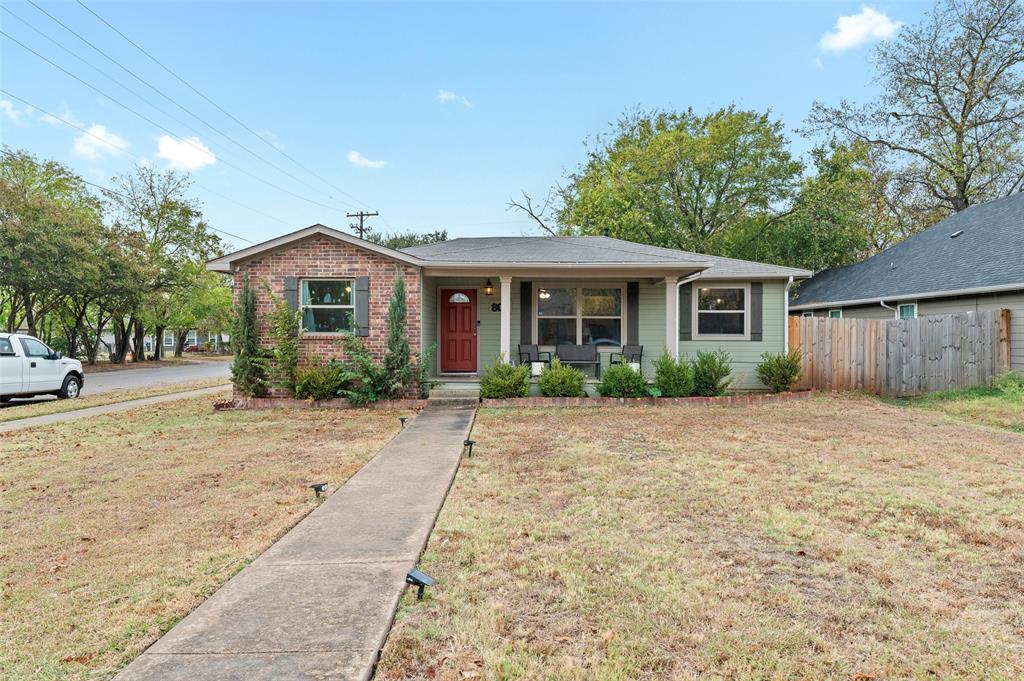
[
  {"left": 0, "top": 378, "right": 228, "bottom": 424},
  {"left": 0, "top": 394, "right": 407, "bottom": 680},
  {"left": 377, "top": 395, "right": 1024, "bottom": 681}
]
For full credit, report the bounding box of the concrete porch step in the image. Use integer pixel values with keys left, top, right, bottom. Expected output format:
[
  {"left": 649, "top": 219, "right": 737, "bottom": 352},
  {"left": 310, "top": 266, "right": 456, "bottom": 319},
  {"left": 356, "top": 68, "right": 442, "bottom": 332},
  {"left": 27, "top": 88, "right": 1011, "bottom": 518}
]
[
  {"left": 429, "top": 388, "right": 481, "bottom": 399},
  {"left": 426, "top": 395, "right": 480, "bottom": 408}
]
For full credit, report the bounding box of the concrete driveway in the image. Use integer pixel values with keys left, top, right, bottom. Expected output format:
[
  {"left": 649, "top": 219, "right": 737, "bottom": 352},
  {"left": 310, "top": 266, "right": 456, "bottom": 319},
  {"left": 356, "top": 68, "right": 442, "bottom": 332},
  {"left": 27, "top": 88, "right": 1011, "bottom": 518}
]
[{"left": 1, "top": 360, "right": 231, "bottom": 408}]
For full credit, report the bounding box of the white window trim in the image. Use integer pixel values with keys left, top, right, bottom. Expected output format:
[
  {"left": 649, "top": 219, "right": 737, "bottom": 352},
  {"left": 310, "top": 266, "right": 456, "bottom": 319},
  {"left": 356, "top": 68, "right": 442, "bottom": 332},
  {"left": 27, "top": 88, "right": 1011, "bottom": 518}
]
[
  {"left": 801, "top": 311, "right": 813, "bottom": 318},
  {"left": 896, "top": 302, "right": 918, "bottom": 320},
  {"left": 828, "top": 309, "right": 843, "bottom": 318},
  {"left": 300, "top": 278, "right": 356, "bottom": 335},
  {"left": 163, "top": 330, "right": 174, "bottom": 346},
  {"left": 533, "top": 283, "right": 626, "bottom": 350},
  {"left": 692, "top": 282, "right": 751, "bottom": 341}
]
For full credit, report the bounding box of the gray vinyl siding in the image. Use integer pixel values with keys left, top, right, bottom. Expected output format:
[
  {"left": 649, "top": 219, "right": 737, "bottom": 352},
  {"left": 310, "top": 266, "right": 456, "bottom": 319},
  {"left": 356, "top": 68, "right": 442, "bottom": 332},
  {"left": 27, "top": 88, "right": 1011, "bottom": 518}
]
[{"left": 798, "top": 289, "right": 1024, "bottom": 372}]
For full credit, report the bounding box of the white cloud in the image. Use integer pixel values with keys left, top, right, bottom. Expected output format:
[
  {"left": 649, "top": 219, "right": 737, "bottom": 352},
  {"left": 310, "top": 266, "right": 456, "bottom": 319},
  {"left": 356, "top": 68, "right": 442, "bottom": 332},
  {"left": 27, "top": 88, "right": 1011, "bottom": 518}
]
[
  {"left": 1, "top": 99, "right": 33, "bottom": 125},
  {"left": 156, "top": 135, "right": 216, "bottom": 170},
  {"left": 346, "top": 150, "right": 386, "bottom": 169},
  {"left": 41, "top": 106, "right": 77, "bottom": 127},
  {"left": 819, "top": 6, "right": 901, "bottom": 53},
  {"left": 73, "top": 123, "right": 130, "bottom": 158},
  {"left": 437, "top": 89, "right": 472, "bottom": 108}
]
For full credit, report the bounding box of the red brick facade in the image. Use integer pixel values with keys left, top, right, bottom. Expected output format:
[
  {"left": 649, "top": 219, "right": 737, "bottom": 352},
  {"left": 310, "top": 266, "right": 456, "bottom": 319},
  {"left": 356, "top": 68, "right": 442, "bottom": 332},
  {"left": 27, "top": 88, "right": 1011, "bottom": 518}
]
[{"left": 233, "top": 235, "right": 422, "bottom": 385}]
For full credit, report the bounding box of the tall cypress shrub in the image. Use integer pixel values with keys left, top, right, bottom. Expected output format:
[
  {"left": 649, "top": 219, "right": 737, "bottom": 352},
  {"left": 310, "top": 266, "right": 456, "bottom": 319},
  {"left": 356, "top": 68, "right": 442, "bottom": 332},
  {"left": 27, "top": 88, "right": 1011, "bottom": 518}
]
[
  {"left": 383, "top": 274, "right": 412, "bottom": 390},
  {"left": 230, "top": 274, "right": 267, "bottom": 396}
]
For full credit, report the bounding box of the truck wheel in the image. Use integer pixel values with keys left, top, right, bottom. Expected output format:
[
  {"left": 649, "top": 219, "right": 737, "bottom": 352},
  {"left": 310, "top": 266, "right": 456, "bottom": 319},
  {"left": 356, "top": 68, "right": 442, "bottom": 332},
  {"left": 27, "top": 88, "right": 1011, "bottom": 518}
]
[{"left": 59, "top": 375, "right": 81, "bottom": 399}]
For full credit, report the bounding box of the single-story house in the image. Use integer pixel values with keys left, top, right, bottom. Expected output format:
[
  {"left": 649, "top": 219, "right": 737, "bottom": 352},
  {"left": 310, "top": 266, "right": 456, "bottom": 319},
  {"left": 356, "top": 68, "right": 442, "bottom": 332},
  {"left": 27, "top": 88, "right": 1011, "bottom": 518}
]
[
  {"left": 207, "top": 225, "right": 809, "bottom": 390},
  {"left": 790, "top": 192, "right": 1023, "bottom": 372}
]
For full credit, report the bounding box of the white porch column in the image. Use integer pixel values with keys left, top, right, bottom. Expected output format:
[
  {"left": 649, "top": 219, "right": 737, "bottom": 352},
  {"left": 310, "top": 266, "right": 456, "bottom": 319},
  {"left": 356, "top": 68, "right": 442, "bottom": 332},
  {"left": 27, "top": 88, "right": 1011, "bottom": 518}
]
[
  {"left": 499, "top": 275, "right": 513, "bottom": 363},
  {"left": 665, "top": 275, "right": 679, "bottom": 359}
]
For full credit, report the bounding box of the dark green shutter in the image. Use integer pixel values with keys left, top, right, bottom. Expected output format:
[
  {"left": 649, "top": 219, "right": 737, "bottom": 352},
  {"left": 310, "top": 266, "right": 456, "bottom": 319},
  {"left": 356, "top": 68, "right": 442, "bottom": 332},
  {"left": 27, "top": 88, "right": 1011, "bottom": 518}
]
[
  {"left": 520, "top": 281, "right": 532, "bottom": 345},
  {"left": 284, "top": 277, "right": 298, "bottom": 312},
  {"left": 750, "top": 282, "right": 763, "bottom": 342},
  {"left": 354, "top": 276, "right": 370, "bottom": 336},
  {"left": 679, "top": 283, "right": 692, "bottom": 341},
  {"left": 626, "top": 282, "right": 639, "bottom": 345}
]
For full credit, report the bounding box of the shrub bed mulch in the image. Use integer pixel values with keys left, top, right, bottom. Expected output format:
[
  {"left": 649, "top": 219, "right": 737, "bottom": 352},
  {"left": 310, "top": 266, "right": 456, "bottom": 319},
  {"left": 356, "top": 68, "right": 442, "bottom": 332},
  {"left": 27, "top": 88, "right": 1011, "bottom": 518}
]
[
  {"left": 216, "top": 396, "right": 428, "bottom": 411},
  {"left": 482, "top": 389, "right": 814, "bottom": 408}
]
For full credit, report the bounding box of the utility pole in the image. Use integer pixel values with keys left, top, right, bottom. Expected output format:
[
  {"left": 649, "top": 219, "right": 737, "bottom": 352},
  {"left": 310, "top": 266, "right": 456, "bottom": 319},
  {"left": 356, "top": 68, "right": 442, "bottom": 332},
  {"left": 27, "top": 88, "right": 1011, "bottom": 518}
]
[{"left": 347, "top": 211, "right": 379, "bottom": 239}]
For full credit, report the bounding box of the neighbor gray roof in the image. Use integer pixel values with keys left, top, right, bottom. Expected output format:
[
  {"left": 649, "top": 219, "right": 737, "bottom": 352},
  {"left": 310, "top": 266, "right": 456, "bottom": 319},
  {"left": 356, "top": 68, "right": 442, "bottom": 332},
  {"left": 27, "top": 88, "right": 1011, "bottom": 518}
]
[
  {"left": 791, "top": 192, "right": 1024, "bottom": 309},
  {"left": 402, "top": 236, "right": 808, "bottom": 277}
]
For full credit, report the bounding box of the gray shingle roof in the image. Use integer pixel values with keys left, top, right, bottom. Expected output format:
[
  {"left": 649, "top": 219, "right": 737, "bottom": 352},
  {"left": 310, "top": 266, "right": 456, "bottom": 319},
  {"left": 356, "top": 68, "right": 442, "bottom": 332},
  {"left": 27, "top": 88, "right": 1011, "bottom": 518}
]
[
  {"left": 402, "top": 236, "right": 808, "bottom": 277},
  {"left": 791, "top": 192, "right": 1024, "bottom": 308}
]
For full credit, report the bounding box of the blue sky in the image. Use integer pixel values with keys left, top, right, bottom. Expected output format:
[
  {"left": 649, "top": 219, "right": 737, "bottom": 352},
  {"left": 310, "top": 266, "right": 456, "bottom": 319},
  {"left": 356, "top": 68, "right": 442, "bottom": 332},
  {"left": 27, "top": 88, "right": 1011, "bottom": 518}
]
[{"left": 0, "top": 1, "right": 929, "bottom": 250}]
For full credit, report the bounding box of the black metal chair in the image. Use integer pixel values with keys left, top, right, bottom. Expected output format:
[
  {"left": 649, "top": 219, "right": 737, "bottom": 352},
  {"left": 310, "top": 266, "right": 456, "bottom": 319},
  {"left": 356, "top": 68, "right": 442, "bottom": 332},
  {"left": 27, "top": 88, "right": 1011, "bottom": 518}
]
[
  {"left": 610, "top": 345, "right": 643, "bottom": 367},
  {"left": 556, "top": 344, "right": 601, "bottom": 378},
  {"left": 518, "top": 344, "right": 551, "bottom": 367}
]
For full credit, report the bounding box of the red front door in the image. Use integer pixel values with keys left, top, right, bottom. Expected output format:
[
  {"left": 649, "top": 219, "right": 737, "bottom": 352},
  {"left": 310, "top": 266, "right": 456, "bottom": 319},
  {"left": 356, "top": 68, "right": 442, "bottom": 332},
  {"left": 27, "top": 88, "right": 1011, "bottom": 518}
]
[{"left": 440, "top": 289, "right": 477, "bottom": 373}]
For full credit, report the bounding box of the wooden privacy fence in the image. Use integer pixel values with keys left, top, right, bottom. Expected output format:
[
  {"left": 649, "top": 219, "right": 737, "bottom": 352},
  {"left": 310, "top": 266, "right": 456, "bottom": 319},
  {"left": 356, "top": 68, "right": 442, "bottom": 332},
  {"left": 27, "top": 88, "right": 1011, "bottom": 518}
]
[{"left": 788, "top": 310, "right": 1011, "bottom": 396}]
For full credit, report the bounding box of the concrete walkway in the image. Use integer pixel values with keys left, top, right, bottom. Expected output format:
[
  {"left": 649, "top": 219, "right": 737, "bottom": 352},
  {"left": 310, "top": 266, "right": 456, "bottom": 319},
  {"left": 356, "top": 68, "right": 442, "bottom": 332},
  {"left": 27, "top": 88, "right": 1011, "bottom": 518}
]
[
  {"left": 0, "top": 385, "right": 230, "bottom": 433},
  {"left": 115, "top": 405, "right": 475, "bottom": 681}
]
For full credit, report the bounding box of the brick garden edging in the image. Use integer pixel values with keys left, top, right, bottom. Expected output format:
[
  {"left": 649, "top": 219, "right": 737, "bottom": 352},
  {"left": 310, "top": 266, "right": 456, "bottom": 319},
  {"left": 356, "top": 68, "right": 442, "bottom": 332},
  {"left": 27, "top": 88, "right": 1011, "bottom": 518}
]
[
  {"left": 216, "top": 396, "right": 428, "bottom": 411},
  {"left": 481, "top": 390, "right": 815, "bottom": 408}
]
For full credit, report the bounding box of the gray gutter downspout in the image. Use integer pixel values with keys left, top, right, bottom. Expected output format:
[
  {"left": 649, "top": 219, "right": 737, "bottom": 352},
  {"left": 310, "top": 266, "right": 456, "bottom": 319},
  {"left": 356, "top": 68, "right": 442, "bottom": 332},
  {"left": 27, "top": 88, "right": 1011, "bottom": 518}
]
[{"left": 879, "top": 300, "right": 896, "bottom": 318}]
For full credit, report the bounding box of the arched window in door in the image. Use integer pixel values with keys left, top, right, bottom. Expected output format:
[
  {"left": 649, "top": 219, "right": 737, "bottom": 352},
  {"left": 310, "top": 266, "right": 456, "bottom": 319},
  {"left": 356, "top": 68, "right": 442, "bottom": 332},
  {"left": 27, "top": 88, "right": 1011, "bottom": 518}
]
[{"left": 448, "top": 292, "right": 471, "bottom": 304}]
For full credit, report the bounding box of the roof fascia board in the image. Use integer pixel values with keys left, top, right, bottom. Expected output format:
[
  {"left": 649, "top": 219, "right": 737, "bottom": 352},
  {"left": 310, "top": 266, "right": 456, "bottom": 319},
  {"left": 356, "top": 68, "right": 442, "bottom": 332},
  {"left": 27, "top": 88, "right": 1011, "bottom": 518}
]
[
  {"left": 790, "top": 281, "right": 1024, "bottom": 310},
  {"left": 206, "top": 224, "right": 423, "bottom": 272}
]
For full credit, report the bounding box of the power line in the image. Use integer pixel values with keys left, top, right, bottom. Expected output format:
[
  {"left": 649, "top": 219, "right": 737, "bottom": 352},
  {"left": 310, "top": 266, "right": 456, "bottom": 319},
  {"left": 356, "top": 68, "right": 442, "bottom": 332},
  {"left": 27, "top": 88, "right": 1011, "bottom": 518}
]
[
  {"left": 0, "top": 31, "right": 355, "bottom": 216},
  {"left": 74, "top": 0, "right": 377, "bottom": 214},
  {"left": 0, "top": 90, "right": 280, "bottom": 244},
  {"left": 346, "top": 211, "right": 379, "bottom": 239},
  {"left": 21, "top": 0, "right": 363, "bottom": 213}
]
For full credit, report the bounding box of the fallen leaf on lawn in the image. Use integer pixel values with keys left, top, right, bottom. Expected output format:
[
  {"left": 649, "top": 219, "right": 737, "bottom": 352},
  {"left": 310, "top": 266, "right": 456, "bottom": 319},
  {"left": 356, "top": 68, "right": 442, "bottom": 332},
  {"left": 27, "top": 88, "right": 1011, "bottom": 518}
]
[
  {"left": 60, "top": 653, "right": 93, "bottom": 664},
  {"left": 602, "top": 629, "right": 617, "bottom": 642},
  {"left": 852, "top": 674, "right": 876, "bottom": 681}
]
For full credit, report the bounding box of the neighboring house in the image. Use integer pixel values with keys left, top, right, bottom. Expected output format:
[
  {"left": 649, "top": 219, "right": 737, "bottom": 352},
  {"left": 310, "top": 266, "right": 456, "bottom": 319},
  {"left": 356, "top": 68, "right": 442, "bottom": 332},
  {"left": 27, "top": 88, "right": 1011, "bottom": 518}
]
[
  {"left": 790, "top": 192, "right": 1024, "bottom": 372},
  {"left": 207, "top": 225, "right": 809, "bottom": 390}
]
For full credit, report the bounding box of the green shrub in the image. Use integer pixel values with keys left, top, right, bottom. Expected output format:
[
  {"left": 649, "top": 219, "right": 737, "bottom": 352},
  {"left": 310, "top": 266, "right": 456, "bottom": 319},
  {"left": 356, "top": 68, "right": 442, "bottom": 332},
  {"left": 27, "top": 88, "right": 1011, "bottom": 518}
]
[
  {"left": 692, "top": 349, "right": 732, "bottom": 396},
  {"left": 755, "top": 349, "right": 802, "bottom": 393},
  {"left": 538, "top": 358, "right": 586, "bottom": 397},
  {"left": 263, "top": 283, "right": 302, "bottom": 393},
  {"left": 653, "top": 352, "right": 694, "bottom": 397},
  {"left": 597, "top": 362, "right": 648, "bottom": 397},
  {"left": 479, "top": 360, "right": 530, "bottom": 399},
  {"left": 994, "top": 370, "right": 1024, "bottom": 399},
  {"left": 230, "top": 274, "right": 268, "bottom": 397},
  {"left": 294, "top": 364, "right": 351, "bottom": 401}
]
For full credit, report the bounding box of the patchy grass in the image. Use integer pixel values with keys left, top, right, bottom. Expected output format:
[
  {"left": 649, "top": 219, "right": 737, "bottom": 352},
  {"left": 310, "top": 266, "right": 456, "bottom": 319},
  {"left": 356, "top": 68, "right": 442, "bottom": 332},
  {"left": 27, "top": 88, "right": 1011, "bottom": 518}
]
[
  {"left": 884, "top": 373, "right": 1024, "bottom": 433},
  {"left": 0, "top": 378, "right": 229, "bottom": 424},
  {"left": 0, "top": 394, "right": 407, "bottom": 680},
  {"left": 80, "top": 356, "right": 221, "bottom": 373},
  {"left": 377, "top": 395, "right": 1024, "bottom": 680}
]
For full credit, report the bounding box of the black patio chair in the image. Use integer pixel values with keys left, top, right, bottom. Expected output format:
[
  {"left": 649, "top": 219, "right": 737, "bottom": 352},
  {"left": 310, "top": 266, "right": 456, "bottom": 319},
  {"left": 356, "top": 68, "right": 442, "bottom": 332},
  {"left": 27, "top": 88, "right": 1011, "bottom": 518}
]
[
  {"left": 518, "top": 344, "right": 551, "bottom": 367},
  {"left": 556, "top": 344, "right": 601, "bottom": 378},
  {"left": 610, "top": 345, "right": 643, "bottom": 367}
]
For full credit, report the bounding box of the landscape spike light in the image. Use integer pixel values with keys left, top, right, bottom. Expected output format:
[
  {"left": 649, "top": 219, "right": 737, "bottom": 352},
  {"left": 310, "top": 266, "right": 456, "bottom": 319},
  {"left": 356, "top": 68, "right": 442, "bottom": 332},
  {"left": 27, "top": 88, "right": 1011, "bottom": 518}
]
[
  {"left": 406, "top": 569, "right": 434, "bottom": 600},
  {"left": 309, "top": 482, "right": 328, "bottom": 498},
  {"left": 463, "top": 439, "right": 476, "bottom": 457},
  {"left": 399, "top": 416, "right": 408, "bottom": 428}
]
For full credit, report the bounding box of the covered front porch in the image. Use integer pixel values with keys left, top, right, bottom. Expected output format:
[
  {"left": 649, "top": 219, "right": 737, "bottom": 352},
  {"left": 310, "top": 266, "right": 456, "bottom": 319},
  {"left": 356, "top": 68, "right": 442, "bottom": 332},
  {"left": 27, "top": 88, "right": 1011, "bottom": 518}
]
[{"left": 420, "top": 271, "right": 697, "bottom": 381}]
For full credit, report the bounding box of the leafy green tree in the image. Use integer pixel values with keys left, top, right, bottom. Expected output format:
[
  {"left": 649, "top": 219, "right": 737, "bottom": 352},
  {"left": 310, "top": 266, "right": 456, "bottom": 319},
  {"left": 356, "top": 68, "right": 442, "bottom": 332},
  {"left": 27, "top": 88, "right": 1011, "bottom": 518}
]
[
  {"left": 807, "top": 0, "right": 1024, "bottom": 215},
  {"left": 368, "top": 229, "right": 448, "bottom": 250},
  {"left": 520, "top": 107, "right": 803, "bottom": 255}
]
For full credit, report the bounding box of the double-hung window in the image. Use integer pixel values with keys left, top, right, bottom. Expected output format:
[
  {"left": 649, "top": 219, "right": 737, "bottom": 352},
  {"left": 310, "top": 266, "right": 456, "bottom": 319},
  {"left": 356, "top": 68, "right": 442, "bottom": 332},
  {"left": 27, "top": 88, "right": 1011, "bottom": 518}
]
[
  {"left": 536, "top": 286, "right": 623, "bottom": 347},
  {"left": 301, "top": 279, "right": 355, "bottom": 333},
  {"left": 694, "top": 285, "right": 749, "bottom": 339}
]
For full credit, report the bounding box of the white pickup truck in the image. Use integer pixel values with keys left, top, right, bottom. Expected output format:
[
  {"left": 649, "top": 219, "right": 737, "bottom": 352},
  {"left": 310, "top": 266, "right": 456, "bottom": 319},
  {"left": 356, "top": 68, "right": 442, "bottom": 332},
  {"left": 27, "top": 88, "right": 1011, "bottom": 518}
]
[{"left": 0, "top": 332, "right": 84, "bottom": 402}]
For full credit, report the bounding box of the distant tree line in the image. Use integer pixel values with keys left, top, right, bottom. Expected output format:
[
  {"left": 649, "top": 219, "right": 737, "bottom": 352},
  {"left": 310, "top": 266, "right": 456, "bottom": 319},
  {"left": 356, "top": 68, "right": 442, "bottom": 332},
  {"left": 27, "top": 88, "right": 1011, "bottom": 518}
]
[
  {"left": 0, "top": 148, "right": 231, "bottom": 363},
  {"left": 511, "top": 0, "right": 1024, "bottom": 273}
]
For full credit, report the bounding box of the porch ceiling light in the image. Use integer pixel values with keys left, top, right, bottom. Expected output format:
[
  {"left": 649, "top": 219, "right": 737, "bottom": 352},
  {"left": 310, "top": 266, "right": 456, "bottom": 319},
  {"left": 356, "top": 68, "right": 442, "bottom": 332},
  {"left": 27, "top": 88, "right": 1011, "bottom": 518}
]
[{"left": 484, "top": 279, "right": 494, "bottom": 296}]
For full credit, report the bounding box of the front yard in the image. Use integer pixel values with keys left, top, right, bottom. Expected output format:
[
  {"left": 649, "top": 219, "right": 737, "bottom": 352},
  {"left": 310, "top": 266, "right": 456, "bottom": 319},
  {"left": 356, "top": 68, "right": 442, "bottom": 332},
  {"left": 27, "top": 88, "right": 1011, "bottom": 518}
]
[
  {"left": 378, "top": 395, "right": 1024, "bottom": 680},
  {"left": 0, "top": 395, "right": 407, "bottom": 680}
]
